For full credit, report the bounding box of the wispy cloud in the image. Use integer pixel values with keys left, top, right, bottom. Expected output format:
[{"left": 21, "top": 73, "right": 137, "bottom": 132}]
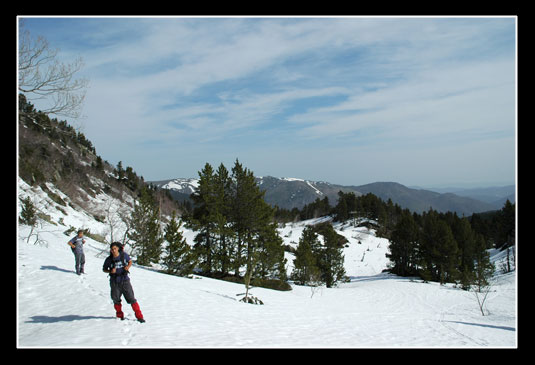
[
  {"left": 289, "top": 57, "right": 515, "bottom": 144},
  {"left": 22, "top": 17, "right": 516, "bottom": 185}
]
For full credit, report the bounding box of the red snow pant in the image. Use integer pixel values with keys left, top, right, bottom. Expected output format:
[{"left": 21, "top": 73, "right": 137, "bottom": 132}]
[
  {"left": 114, "top": 302, "right": 143, "bottom": 320},
  {"left": 111, "top": 278, "right": 143, "bottom": 320}
]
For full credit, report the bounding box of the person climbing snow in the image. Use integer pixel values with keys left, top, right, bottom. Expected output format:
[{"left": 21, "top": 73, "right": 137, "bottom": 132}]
[
  {"left": 68, "top": 229, "right": 86, "bottom": 275},
  {"left": 102, "top": 242, "right": 145, "bottom": 323}
]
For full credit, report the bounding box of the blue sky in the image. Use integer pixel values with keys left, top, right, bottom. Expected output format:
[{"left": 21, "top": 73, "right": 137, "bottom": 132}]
[{"left": 19, "top": 17, "right": 516, "bottom": 188}]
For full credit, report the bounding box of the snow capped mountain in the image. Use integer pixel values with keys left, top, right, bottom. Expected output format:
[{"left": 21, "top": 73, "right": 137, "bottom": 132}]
[
  {"left": 151, "top": 176, "right": 360, "bottom": 210},
  {"left": 151, "top": 176, "right": 502, "bottom": 215},
  {"left": 158, "top": 178, "right": 199, "bottom": 194}
]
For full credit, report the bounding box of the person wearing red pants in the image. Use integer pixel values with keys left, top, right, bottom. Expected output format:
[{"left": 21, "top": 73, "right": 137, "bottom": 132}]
[{"left": 103, "top": 242, "right": 145, "bottom": 323}]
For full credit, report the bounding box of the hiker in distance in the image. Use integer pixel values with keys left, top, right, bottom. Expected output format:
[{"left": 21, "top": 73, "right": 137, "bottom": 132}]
[
  {"left": 68, "top": 229, "right": 86, "bottom": 275},
  {"left": 102, "top": 242, "right": 145, "bottom": 323}
]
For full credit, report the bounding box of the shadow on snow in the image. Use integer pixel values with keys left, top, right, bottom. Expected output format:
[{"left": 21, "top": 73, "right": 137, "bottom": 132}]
[
  {"left": 40, "top": 265, "right": 76, "bottom": 274},
  {"left": 443, "top": 320, "right": 515, "bottom": 332},
  {"left": 26, "top": 315, "right": 115, "bottom": 323}
]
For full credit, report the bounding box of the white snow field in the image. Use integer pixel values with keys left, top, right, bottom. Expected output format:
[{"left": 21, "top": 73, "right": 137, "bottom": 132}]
[
  {"left": 17, "top": 180, "right": 516, "bottom": 348},
  {"left": 17, "top": 222, "right": 516, "bottom": 348}
]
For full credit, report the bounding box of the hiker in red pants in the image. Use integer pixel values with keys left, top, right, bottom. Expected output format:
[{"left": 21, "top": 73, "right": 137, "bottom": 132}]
[{"left": 102, "top": 242, "right": 145, "bottom": 323}]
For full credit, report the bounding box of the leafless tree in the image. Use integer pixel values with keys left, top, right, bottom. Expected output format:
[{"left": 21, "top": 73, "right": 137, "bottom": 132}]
[
  {"left": 18, "top": 20, "right": 89, "bottom": 119},
  {"left": 309, "top": 270, "right": 323, "bottom": 298},
  {"left": 238, "top": 250, "right": 264, "bottom": 305},
  {"left": 472, "top": 278, "right": 494, "bottom": 316},
  {"left": 103, "top": 198, "right": 121, "bottom": 244}
]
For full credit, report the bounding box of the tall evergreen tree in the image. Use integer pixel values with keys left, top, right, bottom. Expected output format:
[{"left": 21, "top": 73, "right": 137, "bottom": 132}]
[
  {"left": 334, "top": 191, "right": 350, "bottom": 222},
  {"left": 127, "top": 186, "right": 163, "bottom": 266},
  {"left": 387, "top": 210, "right": 419, "bottom": 276},
  {"left": 190, "top": 163, "right": 217, "bottom": 274},
  {"left": 497, "top": 200, "right": 515, "bottom": 250},
  {"left": 212, "top": 163, "right": 234, "bottom": 275},
  {"left": 230, "top": 159, "right": 268, "bottom": 278},
  {"left": 472, "top": 234, "right": 495, "bottom": 291},
  {"left": 163, "top": 211, "right": 197, "bottom": 276},
  {"left": 228, "top": 159, "right": 288, "bottom": 301},
  {"left": 116, "top": 161, "right": 124, "bottom": 180},
  {"left": 314, "top": 223, "right": 347, "bottom": 288},
  {"left": 19, "top": 196, "right": 37, "bottom": 227},
  {"left": 291, "top": 226, "right": 321, "bottom": 285},
  {"left": 255, "top": 221, "right": 287, "bottom": 282},
  {"left": 435, "top": 220, "right": 459, "bottom": 284},
  {"left": 451, "top": 216, "right": 477, "bottom": 290},
  {"left": 20, "top": 196, "right": 38, "bottom": 244},
  {"left": 419, "top": 210, "right": 459, "bottom": 284}
]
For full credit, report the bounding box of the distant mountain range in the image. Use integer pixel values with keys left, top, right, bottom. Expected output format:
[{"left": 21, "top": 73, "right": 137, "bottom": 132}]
[
  {"left": 417, "top": 185, "right": 515, "bottom": 208},
  {"left": 150, "top": 177, "right": 515, "bottom": 216},
  {"left": 352, "top": 182, "right": 514, "bottom": 216}
]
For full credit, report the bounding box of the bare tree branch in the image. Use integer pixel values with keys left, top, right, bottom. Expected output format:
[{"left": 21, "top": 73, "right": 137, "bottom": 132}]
[{"left": 18, "top": 22, "right": 89, "bottom": 119}]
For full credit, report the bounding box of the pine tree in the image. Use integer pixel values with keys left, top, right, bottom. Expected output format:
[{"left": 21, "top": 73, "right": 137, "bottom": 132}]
[
  {"left": 232, "top": 160, "right": 263, "bottom": 289},
  {"left": 255, "top": 221, "right": 287, "bottom": 281},
  {"left": 334, "top": 191, "right": 349, "bottom": 222},
  {"left": 116, "top": 161, "right": 124, "bottom": 180},
  {"left": 452, "top": 217, "right": 477, "bottom": 290},
  {"left": 291, "top": 226, "right": 321, "bottom": 285},
  {"left": 127, "top": 186, "right": 163, "bottom": 266},
  {"left": 387, "top": 210, "right": 419, "bottom": 276},
  {"left": 163, "top": 211, "right": 197, "bottom": 276},
  {"left": 314, "top": 223, "right": 347, "bottom": 288},
  {"left": 190, "top": 163, "right": 217, "bottom": 274},
  {"left": 20, "top": 196, "right": 38, "bottom": 244},
  {"left": 419, "top": 210, "right": 441, "bottom": 282},
  {"left": 19, "top": 196, "right": 37, "bottom": 226},
  {"left": 95, "top": 155, "right": 103, "bottom": 171},
  {"left": 498, "top": 200, "right": 515, "bottom": 250},
  {"left": 472, "top": 234, "right": 495, "bottom": 291},
  {"left": 212, "top": 163, "right": 234, "bottom": 275},
  {"left": 229, "top": 159, "right": 288, "bottom": 301},
  {"left": 420, "top": 210, "right": 459, "bottom": 284},
  {"left": 230, "top": 159, "right": 265, "bottom": 278},
  {"left": 435, "top": 220, "right": 459, "bottom": 284}
]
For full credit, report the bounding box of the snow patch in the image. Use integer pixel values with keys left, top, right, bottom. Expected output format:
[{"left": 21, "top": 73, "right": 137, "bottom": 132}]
[
  {"left": 306, "top": 180, "right": 324, "bottom": 196},
  {"left": 162, "top": 178, "right": 199, "bottom": 193}
]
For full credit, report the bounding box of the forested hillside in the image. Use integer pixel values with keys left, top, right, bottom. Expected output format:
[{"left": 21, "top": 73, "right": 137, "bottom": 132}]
[{"left": 18, "top": 94, "right": 179, "bottom": 237}]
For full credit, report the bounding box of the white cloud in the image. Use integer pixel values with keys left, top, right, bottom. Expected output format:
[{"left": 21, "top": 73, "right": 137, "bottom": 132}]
[
  {"left": 288, "top": 57, "right": 515, "bottom": 145},
  {"left": 38, "top": 16, "right": 515, "bottom": 184}
]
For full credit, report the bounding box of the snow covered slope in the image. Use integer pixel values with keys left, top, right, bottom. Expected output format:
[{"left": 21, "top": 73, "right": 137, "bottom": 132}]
[
  {"left": 278, "top": 217, "right": 391, "bottom": 278},
  {"left": 17, "top": 180, "right": 517, "bottom": 348}
]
